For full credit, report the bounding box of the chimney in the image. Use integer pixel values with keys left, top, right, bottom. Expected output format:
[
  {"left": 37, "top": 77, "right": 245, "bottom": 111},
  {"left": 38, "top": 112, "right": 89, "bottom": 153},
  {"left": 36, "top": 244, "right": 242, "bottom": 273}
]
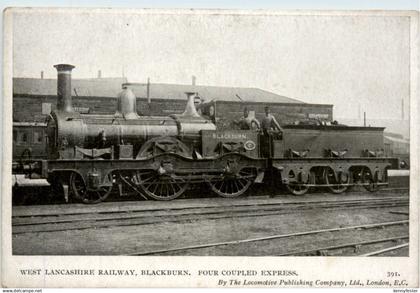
[
  {"left": 53, "top": 64, "right": 75, "bottom": 113},
  {"left": 192, "top": 75, "right": 196, "bottom": 86},
  {"left": 182, "top": 92, "right": 200, "bottom": 118},
  {"left": 41, "top": 71, "right": 44, "bottom": 79},
  {"left": 98, "top": 70, "right": 102, "bottom": 78}
]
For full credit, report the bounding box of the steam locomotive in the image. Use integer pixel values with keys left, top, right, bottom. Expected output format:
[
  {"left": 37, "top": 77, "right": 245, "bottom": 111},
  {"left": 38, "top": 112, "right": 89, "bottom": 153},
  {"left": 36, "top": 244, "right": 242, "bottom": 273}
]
[{"left": 13, "top": 64, "right": 397, "bottom": 203}]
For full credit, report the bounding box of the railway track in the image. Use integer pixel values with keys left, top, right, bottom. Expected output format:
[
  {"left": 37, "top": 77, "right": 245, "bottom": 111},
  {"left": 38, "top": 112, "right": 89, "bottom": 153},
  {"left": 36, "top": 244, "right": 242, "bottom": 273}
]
[
  {"left": 360, "top": 243, "right": 409, "bottom": 256},
  {"left": 12, "top": 196, "right": 409, "bottom": 234},
  {"left": 12, "top": 184, "right": 409, "bottom": 206},
  {"left": 127, "top": 220, "right": 409, "bottom": 256},
  {"left": 277, "top": 236, "right": 408, "bottom": 256}
]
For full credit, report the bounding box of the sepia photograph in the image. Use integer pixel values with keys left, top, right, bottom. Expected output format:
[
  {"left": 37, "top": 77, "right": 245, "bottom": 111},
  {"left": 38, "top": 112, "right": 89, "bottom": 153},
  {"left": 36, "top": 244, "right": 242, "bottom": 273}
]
[{"left": 2, "top": 6, "right": 419, "bottom": 288}]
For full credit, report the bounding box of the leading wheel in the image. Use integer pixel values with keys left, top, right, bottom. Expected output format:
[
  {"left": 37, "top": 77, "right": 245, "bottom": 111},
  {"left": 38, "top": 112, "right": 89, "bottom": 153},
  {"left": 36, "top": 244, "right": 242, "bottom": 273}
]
[
  {"left": 69, "top": 172, "right": 113, "bottom": 204},
  {"left": 135, "top": 170, "right": 189, "bottom": 200},
  {"left": 323, "top": 168, "right": 350, "bottom": 194},
  {"left": 209, "top": 167, "right": 256, "bottom": 198}
]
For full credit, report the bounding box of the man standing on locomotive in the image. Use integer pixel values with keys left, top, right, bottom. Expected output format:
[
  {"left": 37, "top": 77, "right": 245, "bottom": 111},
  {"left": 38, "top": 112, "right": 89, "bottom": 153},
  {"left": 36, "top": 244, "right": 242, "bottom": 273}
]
[
  {"left": 236, "top": 107, "right": 261, "bottom": 130},
  {"left": 261, "top": 106, "right": 283, "bottom": 134},
  {"left": 260, "top": 106, "right": 284, "bottom": 158},
  {"left": 261, "top": 106, "right": 284, "bottom": 196}
]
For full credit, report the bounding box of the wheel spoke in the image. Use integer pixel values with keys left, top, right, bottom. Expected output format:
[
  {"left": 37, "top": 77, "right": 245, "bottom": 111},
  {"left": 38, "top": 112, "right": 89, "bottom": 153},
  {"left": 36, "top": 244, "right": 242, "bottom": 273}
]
[
  {"left": 158, "top": 183, "right": 163, "bottom": 196},
  {"left": 220, "top": 181, "right": 225, "bottom": 192},
  {"left": 175, "top": 182, "right": 182, "bottom": 191},
  {"left": 152, "top": 182, "right": 159, "bottom": 194},
  {"left": 169, "top": 182, "right": 176, "bottom": 194},
  {"left": 233, "top": 180, "right": 239, "bottom": 193},
  {"left": 141, "top": 176, "right": 155, "bottom": 183},
  {"left": 165, "top": 183, "right": 170, "bottom": 197}
]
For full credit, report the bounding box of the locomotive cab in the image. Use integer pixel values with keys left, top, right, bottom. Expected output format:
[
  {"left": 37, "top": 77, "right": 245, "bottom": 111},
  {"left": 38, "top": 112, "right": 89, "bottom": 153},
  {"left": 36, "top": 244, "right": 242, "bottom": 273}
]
[{"left": 259, "top": 130, "right": 283, "bottom": 158}]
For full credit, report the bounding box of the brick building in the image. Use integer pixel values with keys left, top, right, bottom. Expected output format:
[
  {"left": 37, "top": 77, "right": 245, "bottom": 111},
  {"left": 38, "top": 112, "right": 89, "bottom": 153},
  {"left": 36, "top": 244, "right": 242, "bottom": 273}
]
[
  {"left": 13, "top": 77, "right": 333, "bottom": 124},
  {"left": 13, "top": 77, "right": 127, "bottom": 122}
]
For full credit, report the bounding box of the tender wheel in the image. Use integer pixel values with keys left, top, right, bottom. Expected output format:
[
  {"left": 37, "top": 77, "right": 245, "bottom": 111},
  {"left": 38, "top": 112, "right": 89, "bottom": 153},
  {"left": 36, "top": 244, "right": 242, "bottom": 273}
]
[
  {"left": 361, "top": 168, "right": 380, "bottom": 192},
  {"left": 135, "top": 170, "right": 189, "bottom": 200},
  {"left": 286, "top": 183, "right": 309, "bottom": 196},
  {"left": 323, "top": 168, "right": 350, "bottom": 194},
  {"left": 209, "top": 167, "right": 256, "bottom": 198},
  {"left": 285, "top": 170, "right": 313, "bottom": 196},
  {"left": 69, "top": 172, "right": 113, "bottom": 204}
]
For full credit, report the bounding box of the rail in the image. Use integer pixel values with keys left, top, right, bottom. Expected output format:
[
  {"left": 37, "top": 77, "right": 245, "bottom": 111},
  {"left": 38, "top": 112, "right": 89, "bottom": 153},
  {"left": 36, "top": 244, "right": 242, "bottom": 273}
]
[{"left": 126, "top": 220, "right": 408, "bottom": 256}]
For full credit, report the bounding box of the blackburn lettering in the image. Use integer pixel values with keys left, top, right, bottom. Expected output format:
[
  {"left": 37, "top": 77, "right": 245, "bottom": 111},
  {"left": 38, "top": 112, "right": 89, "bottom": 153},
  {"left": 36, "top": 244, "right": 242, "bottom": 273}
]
[{"left": 212, "top": 133, "right": 248, "bottom": 140}]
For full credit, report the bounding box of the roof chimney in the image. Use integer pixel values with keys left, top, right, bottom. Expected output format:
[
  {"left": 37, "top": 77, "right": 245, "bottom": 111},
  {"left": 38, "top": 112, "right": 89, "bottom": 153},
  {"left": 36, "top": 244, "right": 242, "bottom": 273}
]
[
  {"left": 53, "top": 64, "right": 75, "bottom": 113},
  {"left": 147, "top": 78, "right": 151, "bottom": 104},
  {"left": 192, "top": 75, "right": 196, "bottom": 86},
  {"left": 41, "top": 71, "right": 44, "bottom": 79},
  {"left": 98, "top": 70, "right": 102, "bottom": 78}
]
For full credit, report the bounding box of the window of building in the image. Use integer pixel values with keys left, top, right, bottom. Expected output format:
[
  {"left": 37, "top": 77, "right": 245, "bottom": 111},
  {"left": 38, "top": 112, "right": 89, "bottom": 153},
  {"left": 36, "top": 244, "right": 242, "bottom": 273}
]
[
  {"left": 17, "top": 131, "right": 28, "bottom": 144},
  {"left": 33, "top": 130, "right": 44, "bottom": 144},
  {"left": 42, "top": 103, "right": 52, "bottom": 115},
  {"left": 22, "top": 132, "right": 28, "bottom": 143}
]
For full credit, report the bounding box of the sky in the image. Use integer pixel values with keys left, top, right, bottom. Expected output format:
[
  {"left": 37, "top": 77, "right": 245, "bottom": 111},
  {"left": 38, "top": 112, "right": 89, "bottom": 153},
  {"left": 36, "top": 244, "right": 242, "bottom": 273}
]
[
  {"left": 2, "top": 0, "right": 419, "bottom": 10},
  {"left": 9, "top": 8, "right": 413, "bottom": 121}
]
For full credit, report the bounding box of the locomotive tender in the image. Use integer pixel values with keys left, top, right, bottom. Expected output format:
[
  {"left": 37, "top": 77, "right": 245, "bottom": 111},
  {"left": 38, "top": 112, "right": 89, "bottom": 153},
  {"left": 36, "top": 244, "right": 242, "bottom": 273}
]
[{"left": 14, "top": 64, "right": 397, "bottom": 203}]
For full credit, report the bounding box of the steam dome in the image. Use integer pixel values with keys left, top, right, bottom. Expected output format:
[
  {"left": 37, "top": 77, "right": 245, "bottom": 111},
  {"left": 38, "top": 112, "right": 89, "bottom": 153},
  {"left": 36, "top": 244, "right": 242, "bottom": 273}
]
[{"left": 115, "top": 86, "right": 139, "bottom": 119}]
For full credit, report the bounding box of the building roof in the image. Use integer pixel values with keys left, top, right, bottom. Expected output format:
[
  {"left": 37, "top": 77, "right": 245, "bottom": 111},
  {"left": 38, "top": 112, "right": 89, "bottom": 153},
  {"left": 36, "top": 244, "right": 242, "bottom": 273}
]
[
  {"left": 384, "top": 135, "right": 410, "bottom": 145},
  {"left": 13, "top": 77, "right": 305, "bottom": 104},
  {"left": 13, "top": 77, "right": 127, "bottom": 98},
  {"left": 126, "top": 83, "right": 304, "bottom": 104}
]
